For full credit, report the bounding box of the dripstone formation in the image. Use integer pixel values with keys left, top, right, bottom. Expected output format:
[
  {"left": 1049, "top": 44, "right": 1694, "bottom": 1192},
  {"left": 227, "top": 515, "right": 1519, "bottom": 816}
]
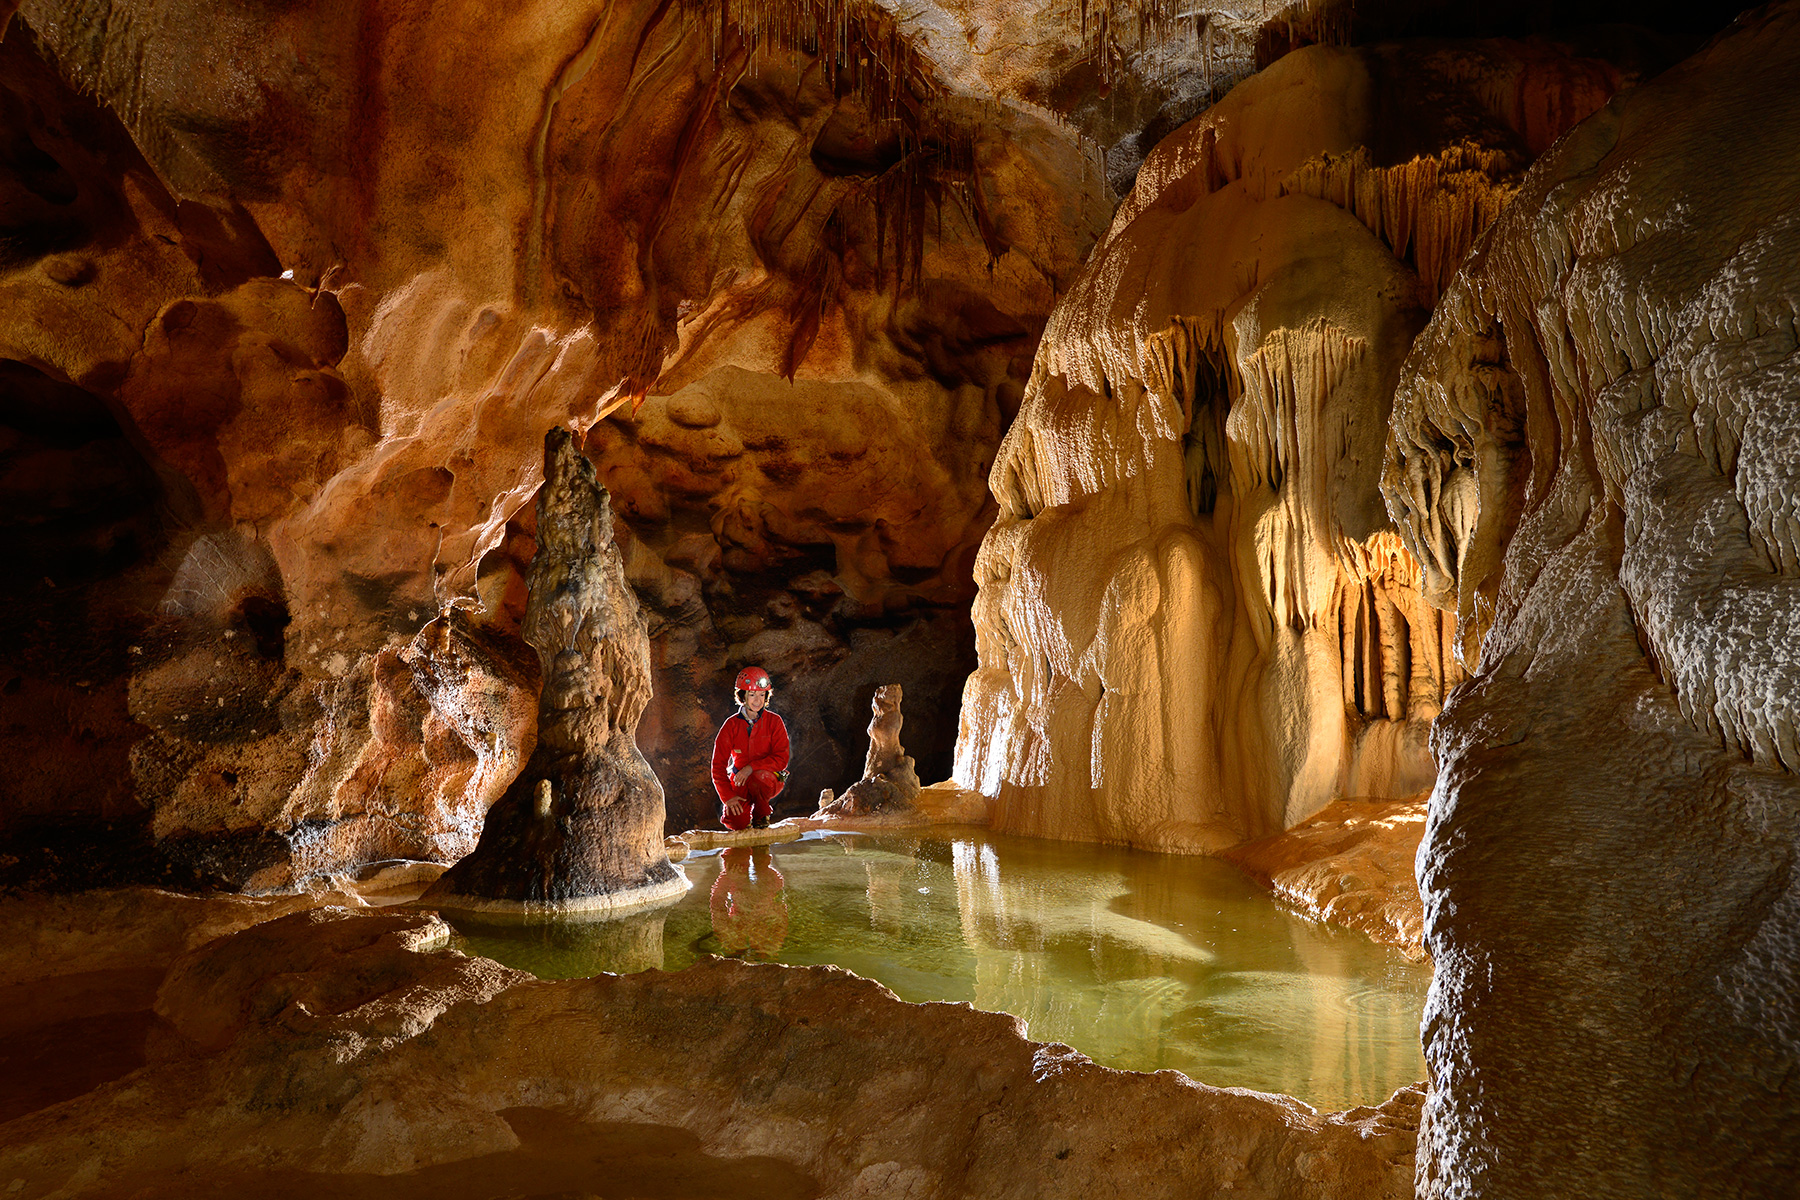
[
  {"left": 950, "top": 38, "right": 1656, "bottom": 852},
  {"left": 424, "top": 429, "right": 685, "bottom": 913},
  {"left": 816, "top": 684, "right": 923, "bottom": 817},
  {"left": 1383, "top": 6, "right": 1800, "bottom": 1194}
]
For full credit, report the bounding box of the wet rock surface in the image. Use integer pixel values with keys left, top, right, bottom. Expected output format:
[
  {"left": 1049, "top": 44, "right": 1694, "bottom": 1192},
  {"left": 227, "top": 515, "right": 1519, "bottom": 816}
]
[
  {"left": 0, "top": 905, "right": 1424, "bottom": 1200},
  {"left": 1226, "top": 796, "right": 1427, "bottom": 959}
]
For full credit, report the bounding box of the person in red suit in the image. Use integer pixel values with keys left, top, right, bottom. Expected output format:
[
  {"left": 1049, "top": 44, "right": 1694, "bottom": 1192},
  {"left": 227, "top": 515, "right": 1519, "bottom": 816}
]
[{"left": 711, "top": 666, "right": 790, "bottom": 830}]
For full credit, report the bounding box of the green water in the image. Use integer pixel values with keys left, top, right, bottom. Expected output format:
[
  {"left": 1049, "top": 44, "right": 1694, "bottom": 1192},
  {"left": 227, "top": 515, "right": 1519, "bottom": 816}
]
[{"left": 447, "top": 829, "right": 1430, "bottom": 1112}]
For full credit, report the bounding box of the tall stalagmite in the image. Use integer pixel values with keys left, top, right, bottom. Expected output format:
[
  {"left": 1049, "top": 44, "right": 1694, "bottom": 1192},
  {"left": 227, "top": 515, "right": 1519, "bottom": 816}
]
[
  {"left": 1383, "top": 4, "right": 1800, "bottom": 1193},
  {"left": 816, "top": 684, "right": 923, "bottom": 816},
  {"left": 424, "top": 429, "right": 685, "bottom": 913}
]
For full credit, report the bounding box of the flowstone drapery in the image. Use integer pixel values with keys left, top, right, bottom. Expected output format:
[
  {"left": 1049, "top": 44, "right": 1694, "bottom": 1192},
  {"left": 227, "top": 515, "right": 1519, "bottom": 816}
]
[{"left": 952, "top": 40, "right": 1634, "bottom": 850}]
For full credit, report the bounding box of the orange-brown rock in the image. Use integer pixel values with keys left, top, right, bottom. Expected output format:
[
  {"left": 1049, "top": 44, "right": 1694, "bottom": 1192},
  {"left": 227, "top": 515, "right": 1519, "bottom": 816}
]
[
  {"left": 1382, "top": 5, "right": 1800, "bottom": 1194},
  {"left": 423, "top": 429, "right": 685, "bottom": 913},
  {"left": 0, "top": 905, "right": 1425, "bottom": 1198},
  {"left": 0, "top": 0, "right": 1111, "bottom": 871},
  {"left": 1226, "top": 796, "right": 1427, "bottom": 958}
]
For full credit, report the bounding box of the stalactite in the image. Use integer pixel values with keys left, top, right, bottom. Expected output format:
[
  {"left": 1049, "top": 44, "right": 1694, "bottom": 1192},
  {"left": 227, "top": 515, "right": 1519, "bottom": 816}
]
[
  {"left": 1326, "top": 531, "right": 1465, "bottom": 723},
  {"left": 1097, "top": 274, "right": 1468, "bottom": 730},
  {"left": 1376, "top": 580, "right": 1406, "bottom": 719},
  {"left": 1229, "top": 319, "right": 1365, "bottom": 497},
  {"left": 1281, "top": 146, "right": 1516, "bottom": 303},
  {"left": 1339, "top": 577, "right": 1361, "bottom": 710},
  {"left": 679, "top": 0, "right": 986, "bottom": 298},
  {"left": 1144, "top": 315, "right": 1238, "bottom": 517}
]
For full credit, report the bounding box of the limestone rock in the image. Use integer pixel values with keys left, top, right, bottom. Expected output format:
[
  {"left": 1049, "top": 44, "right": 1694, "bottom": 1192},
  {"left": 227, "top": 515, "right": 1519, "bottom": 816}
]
[
  {"left": 0, "top": 905, "right": 1423, "bottom": 1198},
  {"left": 399, "top": 605, "right": 542, "bottom": 838},
  {"left": 1381, "top": 5, "right": 1800, "bottom": 1193},
  {"left": 952, "top": 39, "right": 1640, "bottom": 852},
  {"left": 1225, "top": 796, "right": 1427, "bottom": 958},
  {"left": 0, "top": 0, "right": 1113, "bottom": 858},
  {"left": 424, "top": 429, "right": 684, "bottom": 913},
  {"left": 817, "top": 683, "right": 924, "bottom": 817},
  {"left": 0, "top": 887, "right": 348, "bottom": 985},
  {"left": 126, "top": 563, "right": 539, "bottom": 891}
]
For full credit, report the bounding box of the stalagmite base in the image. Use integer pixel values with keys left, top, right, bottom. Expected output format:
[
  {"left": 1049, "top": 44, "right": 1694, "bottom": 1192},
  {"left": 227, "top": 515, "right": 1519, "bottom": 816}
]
[{"left": 424, "top": 429, "right": 686, "bottom": 915}]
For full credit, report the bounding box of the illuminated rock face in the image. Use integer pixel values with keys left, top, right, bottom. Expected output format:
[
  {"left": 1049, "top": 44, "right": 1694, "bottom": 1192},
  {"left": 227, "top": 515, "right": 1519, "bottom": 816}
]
[
  {"left": 953, "top": 40, "right": 1634, "bottom": 852},
  {"left": 423, "top": 429, "right": 684, "bottom": 913},
  {"left": 1383, "top": 7, "right": 1800, "bottom": 1193}
]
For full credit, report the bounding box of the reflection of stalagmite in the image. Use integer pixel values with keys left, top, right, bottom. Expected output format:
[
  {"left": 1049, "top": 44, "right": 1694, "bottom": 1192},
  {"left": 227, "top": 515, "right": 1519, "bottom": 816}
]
[
  {"left": 424, "top": 429, "right": 686, "bottom": 913},
  {"left": 816, "top": 685, "right": 923, "bottom": 816}
]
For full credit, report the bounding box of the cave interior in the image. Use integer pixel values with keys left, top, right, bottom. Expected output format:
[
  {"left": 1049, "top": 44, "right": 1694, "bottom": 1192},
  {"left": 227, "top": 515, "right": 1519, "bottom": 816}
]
[{"left": 1, "top": 0, "right": 1796, "bottom": 1195}]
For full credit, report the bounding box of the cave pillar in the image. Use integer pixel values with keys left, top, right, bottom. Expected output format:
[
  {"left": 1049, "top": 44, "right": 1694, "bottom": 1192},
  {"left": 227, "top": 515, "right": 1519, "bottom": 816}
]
[{"left": 424, "top": 428, "right": 686, "bottom": 913}]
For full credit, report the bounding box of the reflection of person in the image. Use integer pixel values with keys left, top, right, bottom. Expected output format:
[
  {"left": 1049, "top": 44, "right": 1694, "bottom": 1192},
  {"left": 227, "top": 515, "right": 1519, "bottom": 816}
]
[
  {"left": 710, "top": 666, "right": 790, "bottom": 831},
  {"left": 709, "top": 846, "right": 789, "bottom": 958}
]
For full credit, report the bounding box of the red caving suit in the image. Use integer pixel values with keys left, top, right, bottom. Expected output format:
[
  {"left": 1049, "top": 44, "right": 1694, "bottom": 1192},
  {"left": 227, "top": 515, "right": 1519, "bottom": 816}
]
[{"left": 710, "top": 707, "right": 791, "bottom": 830}]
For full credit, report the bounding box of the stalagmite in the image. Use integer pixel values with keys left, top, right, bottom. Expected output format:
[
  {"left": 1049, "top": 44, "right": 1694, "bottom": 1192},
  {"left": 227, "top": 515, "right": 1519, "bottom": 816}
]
[
  {"left": 423, "top": 429, "right": 686, "bottom": 913},
  {"left": 816, "top": 684, "right": 923, "bottom": 816}
]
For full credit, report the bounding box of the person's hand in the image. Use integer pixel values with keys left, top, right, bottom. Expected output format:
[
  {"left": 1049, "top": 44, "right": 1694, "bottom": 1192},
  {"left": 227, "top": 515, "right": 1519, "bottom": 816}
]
[
  {"left": 726, "top": 797, "right": 747, "bottom": 818},
  {"left": 733, "top": 769, "right": 750, "bottom": 787}
]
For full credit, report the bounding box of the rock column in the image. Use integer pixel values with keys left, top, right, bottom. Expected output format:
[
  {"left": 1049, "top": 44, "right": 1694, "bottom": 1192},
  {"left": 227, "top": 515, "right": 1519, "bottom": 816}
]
[
  {"left": 817, "top": 684, "right": 922, "bottom": 816},
  {"left": 424, "top": 428, "right": 686, "bottom": 913},
  {"left": 1382, "top": 9, "right": 1800, "bottom": 1192}
]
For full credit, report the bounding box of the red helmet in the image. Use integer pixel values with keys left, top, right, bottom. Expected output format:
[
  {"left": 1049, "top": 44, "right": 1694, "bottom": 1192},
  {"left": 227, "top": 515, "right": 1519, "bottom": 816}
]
[{"left": 734, "top": 666, "right": 772, "bottom": 692}]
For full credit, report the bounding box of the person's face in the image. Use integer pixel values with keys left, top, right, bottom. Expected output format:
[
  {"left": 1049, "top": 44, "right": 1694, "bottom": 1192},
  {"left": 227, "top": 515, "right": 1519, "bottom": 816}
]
[{"left": 743, "top": 688, "right": 769, "bottom": 714}]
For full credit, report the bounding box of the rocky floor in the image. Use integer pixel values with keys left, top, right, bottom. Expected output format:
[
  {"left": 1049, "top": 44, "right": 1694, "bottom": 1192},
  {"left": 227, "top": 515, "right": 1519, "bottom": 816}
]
[
  {"left": 1225, "top": 796, "right": 1429, "bottom": 960},
  {"left": 0, "top": 875, "right": 1424, "bottom": 1199}
]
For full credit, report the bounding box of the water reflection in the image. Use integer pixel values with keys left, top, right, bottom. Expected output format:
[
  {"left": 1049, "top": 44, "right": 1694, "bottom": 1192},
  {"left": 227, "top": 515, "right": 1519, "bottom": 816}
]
[
  {"left": 944, "top": 834, "right": 1425, "bottom": 1108},
  {"left": 447, "top": 829, "right": 1428, "bottom": 1110},
  {"left": 708, "top": 846, "right": 789, "bottom": 959},
  {"left": 448, "top": 906, "right": 669, "bottom": 979}
]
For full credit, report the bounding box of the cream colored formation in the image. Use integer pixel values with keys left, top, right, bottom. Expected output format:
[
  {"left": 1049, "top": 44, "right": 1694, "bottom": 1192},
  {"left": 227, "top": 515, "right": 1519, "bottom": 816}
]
[{"left": 953, "top": 41, "right": 1627, "bottom": 851}]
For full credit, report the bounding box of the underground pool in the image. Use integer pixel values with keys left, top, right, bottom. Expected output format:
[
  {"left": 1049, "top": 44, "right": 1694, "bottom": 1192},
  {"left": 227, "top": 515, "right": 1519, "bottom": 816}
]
[{"left": 446, "top": 828, "right": 1430, "bottom": 1112}]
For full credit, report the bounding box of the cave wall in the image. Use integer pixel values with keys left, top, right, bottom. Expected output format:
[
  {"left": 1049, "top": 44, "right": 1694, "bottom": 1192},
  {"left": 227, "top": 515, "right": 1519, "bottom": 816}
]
[
  {"left": 950, "top": 36, "right": 1656, "bottom": 852},
  {"left": 1382, "top": 4, "right": 1800, "bottom": 1193},
  {"left": 0, "top": 0, "right": 1110, "bottom": 881}
]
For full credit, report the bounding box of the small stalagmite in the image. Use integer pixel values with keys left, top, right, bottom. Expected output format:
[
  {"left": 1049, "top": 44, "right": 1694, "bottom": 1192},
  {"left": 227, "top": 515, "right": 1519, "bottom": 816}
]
[
  {"left": 423, "top": 429, "right": 686, "bottom": 913},
  {"left": 817, "top": 685, "right": 923, "bottom": 817}
]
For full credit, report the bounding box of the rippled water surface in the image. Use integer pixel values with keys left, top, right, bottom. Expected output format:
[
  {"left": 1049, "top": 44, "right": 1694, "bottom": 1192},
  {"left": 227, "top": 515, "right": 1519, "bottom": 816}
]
[{"left": 448, "top": 829, "right": 1429, "bottom": 1111}]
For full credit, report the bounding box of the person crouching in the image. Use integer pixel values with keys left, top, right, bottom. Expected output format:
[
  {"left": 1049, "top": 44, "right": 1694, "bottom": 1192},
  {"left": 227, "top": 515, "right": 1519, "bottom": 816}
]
[{"left": 711, "top": 666, "right": 790, "bottom": 830}]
